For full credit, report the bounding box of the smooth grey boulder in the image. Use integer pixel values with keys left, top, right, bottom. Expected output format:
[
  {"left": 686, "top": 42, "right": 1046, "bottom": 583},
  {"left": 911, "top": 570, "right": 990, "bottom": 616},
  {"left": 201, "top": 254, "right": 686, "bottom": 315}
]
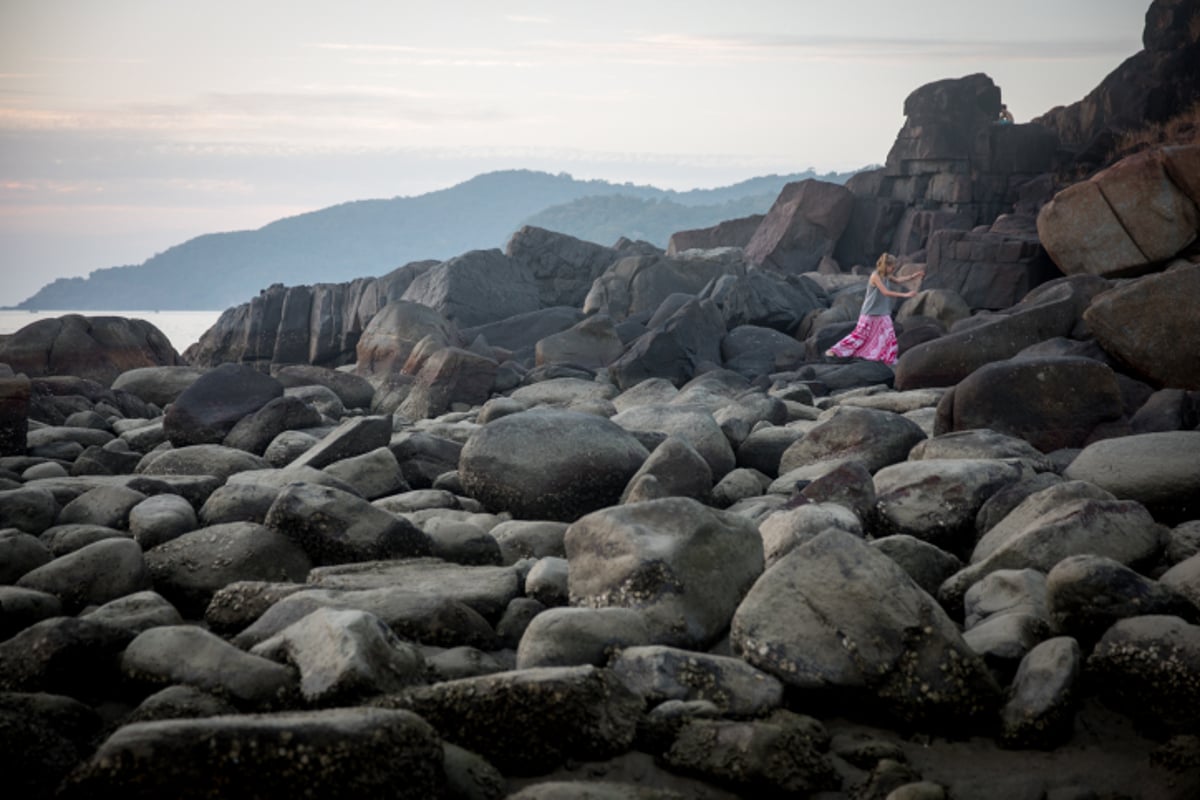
[
  {"left": 736, "top": 425, "right": 807, "bottom": 477},
  {"left": 566, "top": 497, "right": 763, "bottom": 649},
  {"left": 908, "top": 428, "right": 1055, "bottom": 470},
  {"left": 0, "top": 585, "right": 62, "bottom": 640},
  {"left": 57, "top": 484, "right": 144, "bottom": 529},
  {"left": 0, "top": 528, "right": 53, "bottom": 583},
  {"left": 731, "top": 530, "right": 1000, "bottom": 727},
  {"left": 398, "top": 346, "right": 498, "bottom": 420},
  {"left": 263, "top": 429, "right": 320, "bottom": 467},
  {"left": 940, "top": 497, "right": 1166, "bottom": 614},
  {"left": 611, "top": 644, "right": 785, "bottom": 717},
  {"left": 376, "top": 665, "right": 642, "bottom": 775},
  {"left": 80, "top": 589, "right": 184, "bottom": 634},
  {"left": 307, "top": 558, "right": 522, "bottom": 624},
  {"left": 233, "top": 587, "right": 497, "bottom": 651},
  {"left": 778, "top": 406, "right": 926, "bottom": 476},
  {"left": 796, "top": 459, "right": 877, "bottom": 520},
  {"left": 17, "top": 538, "right": 150, "bottom": 614},
  {"left": 1000, "top": 636, "right": 1082, "bottom": 749},
  {"left": 401, "top": 248, "right": 542, "bottom": 329},
  {"left": 322, "top": 446, "right": 408, "bottom": 501},
  {"left": 121, "top": 685, "right": 239, "bottom": 726},
  {"left": 458, "top": 409, "right": 649, "bottom": 522},
  {"left": 608, "top": 297, "right": 727, "bottom": 391},
  {"left": 59, "top": 708, "right": 445, "bottom": 800},
  {"left": 128, "top": 492, "right": 198, "bottom": 549},
  {"left": 138, "top": 445, "right": 270, "bottom": 481},
  {"left": 287, "top": 414, "right": 394, "bottom": 471},
  {"left": 111, "top": 365, "right": 206, "bottom": 407},
  {"left": 1046, "top": 554, "right": 1196, "bottom": 642},
  {"left": 974, "top": 472, "right": 1064, "bottom": 538},
  {"left": 1064, "top": 431, "right": 1200, "bottom": 522},
  {"left": 872, "top": 458, "right": 1031, "bottom": 553},
  {"left": 963, "top": 569, "right": 1050, "bottom": 630},
  {"left": 488, "top": 520, "right": 568, "bottom": 565},
  {"left": 516, "top": 606, "right": 651, "bottom": 669},
  {"left": 38, "top": 524, "right": 129, "bottom": 557},
  {"left": 611, "top": 404, "right": 735, "bottom": 479},
  {"left": 712, "top": 467, "right": 769, "bottom": 509},
  {"left": 143, "top": 521, "right": 313, "bottom": 618},
  {"left": 870, "top": 535, "right": 964, "bottom": 597},
  {"left": 620, "top": 435, "right": 713, "bottom": 504},
  {"left": 122, "top": 625, "right": 298, "bottom": 708},
  {"left": 524, "top": 557, "right": 570, "bottom": 607},
  {"left": 758, "top": 502, "right": 863, "bottom": 567},
  {"left": 973, "top": 481, "right": 1117, "bottom": 563},
  {"left": 1161, "top": 553, "right": 1200, "bottom": 611},
  {"left": 197, "top": 482, "right": 280, "bottom": 525},
  {"left": 204, "top": 581, "right": 308, "bottom": 635},
  {"left": 423, "top": 518, "right": 503, "bottom": 566},
  {"left": 222, "top": 395, "right": 323, "bottom": 456},
  {"left": 251, "top": 607, "right": 427, "bottom": 704},
  {"left": 162, "top": 363, "right": 283, "bottom": 448},
  {"left": 662, "top": 710, "right": 838, "bottom": 796},
  {"left": 1087, "top": 615, "right": 1200, "bottom": 732},
  {"left": 264, "top": 482, "right": 431, "bottom": 566},
  {"left": 961, "top": 612, "right": 1054, "bottom": 685},
  {"left": 273, "top": 364, "right": 376, "bottom": 410}
]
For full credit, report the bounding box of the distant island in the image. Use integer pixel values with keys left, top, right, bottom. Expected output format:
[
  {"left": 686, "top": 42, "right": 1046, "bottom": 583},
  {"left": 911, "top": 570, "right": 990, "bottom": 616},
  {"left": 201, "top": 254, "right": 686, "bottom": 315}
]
[{"left": 14, "top": 168, "right": 859, "bottom": 312}]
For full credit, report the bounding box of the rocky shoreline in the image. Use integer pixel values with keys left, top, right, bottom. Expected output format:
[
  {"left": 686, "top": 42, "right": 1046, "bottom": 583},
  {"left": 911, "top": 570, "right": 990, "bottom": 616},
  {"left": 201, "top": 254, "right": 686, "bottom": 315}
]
[{"left": 3, "top": 4, "right": 1200, "bottom": 796}]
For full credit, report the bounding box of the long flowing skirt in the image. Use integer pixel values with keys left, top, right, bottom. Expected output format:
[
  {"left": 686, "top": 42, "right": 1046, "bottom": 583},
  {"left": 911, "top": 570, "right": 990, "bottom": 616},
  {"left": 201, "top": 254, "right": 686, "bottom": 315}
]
[{"left": 826, "top": 314, "right": 899, "bottom": 365}]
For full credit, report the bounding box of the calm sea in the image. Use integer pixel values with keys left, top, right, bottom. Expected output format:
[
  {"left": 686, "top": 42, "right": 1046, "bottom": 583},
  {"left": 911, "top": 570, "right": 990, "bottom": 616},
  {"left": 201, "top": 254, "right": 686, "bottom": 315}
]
[{"left": 0, "top": 309, "right": 224, "bottom": 353}]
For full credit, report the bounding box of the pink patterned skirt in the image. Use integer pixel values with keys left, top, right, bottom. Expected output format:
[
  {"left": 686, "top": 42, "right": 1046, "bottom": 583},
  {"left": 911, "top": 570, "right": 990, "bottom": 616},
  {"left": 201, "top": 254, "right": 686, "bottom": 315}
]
[{"left": 826, "top": 314, "right": 899, "bottom": 365}]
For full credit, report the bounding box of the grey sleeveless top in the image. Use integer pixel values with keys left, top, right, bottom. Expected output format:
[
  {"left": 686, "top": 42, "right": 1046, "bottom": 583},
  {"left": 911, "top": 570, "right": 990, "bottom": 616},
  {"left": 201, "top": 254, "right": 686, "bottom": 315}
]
[{"left": 861, "top": 277, "right": 896, "bottom": 317}]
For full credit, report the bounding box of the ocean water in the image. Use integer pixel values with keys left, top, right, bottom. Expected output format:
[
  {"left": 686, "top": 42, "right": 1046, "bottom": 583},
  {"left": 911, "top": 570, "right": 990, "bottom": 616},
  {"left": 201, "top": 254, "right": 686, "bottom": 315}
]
[{"left": 0, "top": 309, "right": 224, "bottom": 354}]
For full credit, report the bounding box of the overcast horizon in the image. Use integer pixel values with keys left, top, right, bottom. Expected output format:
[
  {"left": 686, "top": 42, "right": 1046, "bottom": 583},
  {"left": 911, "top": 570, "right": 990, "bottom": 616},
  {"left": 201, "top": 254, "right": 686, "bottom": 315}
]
[{"left": 1, "top": 0, "right": 1147, "bottom": 307}]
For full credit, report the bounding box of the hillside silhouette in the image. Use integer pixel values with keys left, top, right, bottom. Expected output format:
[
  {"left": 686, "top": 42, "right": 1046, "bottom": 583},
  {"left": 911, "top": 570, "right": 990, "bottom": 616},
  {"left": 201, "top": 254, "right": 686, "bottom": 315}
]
[{"left": 16, "top": 168, "right": 855, "bottom": 311}]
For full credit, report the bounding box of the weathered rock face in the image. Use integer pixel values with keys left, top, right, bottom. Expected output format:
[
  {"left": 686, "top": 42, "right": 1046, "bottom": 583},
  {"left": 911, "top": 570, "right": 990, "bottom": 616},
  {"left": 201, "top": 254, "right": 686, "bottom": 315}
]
[
  {"left": 565, "top": 497, "right": 764, "bottom": 649},
  {"left": 667, "top": 214, "right": 764, "bottom": 255},
  {"left": 837, "top": 74, "right": 1059, "bottom": 268},
  {"left": 1083, "top": 261, "right": 1200, "bottom": 389},
  {"left": 608, "top": 298, "right": 727, "bottom": 390},
  {"left": 354, "top": 300, "right": 463, "bottom": 377},
  {"left": 0, "top": 315, "right": 180, "bottom": 386},
  {"left": 186, "top": 263, "right": 430, "bottom": 370},
  {"left": 1033, "top": 0, "right": 1200, "bottom": 166},
  {"left": 401, "top": 249, "right": 542, "bottom": 329},
  {"left": 743, "top": 180, "right": 854, "bottom": 273},
  {"left": 1037, "top": 146, "right": 1200, "bottom": 278},
  {"left": 505, "top": 226, "right": 621, "bottom": 308},
  {"left": 922, "top": 214, "right": 1061, "bottom": 311},
  {"left": 731, "top": 530, "right": 1000, "bottom": 726},
  {"left": 583, "top": 251, "right": 746, "bottom": 321}
]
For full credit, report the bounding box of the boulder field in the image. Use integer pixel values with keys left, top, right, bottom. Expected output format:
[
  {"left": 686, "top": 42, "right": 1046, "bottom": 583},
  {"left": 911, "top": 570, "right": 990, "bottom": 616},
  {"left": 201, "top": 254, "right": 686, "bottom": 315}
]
[{"left": 3, "top": 10, "right": 1200, "bottom": 797}]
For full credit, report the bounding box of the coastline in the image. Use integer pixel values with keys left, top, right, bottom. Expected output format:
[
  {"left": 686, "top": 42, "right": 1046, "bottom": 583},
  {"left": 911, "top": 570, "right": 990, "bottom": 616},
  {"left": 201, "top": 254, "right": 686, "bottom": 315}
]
[{"left": 0, "top": 309, "right": 223, "bottom": 354}]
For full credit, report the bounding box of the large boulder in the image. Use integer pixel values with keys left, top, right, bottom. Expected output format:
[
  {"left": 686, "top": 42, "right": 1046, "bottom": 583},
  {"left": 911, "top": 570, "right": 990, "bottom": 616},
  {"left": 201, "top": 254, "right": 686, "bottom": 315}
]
[
  {"left": 162, "top": 363, "right": 283, "bottom": 448},
  {"left": 743, "top": 180, "right": 855, "bottom": 273},
  {"left": 535, "top": 314, "right": 624, "bottom": 370},
  {"left": 0, "top": 375, "right": 30, "bottom": 456},
  {"left": 458, "top": 409, "right": 648, "bottom": 522},
  {"left": 610, "top": 404, "right": 735, "bottom": 479},
  {"left": 377, "top": 666, "right": 642, "bottom": 775},
  {"left": 0, "top": 315, "right": 180, "bottom": 386},
  {"left": 1087, "top": 615, "right": 1200, "bottom": 732},
  {"left": 1064, "top": 431, "right": 1200, "bottom": 523},
  {"left": 272, "top": 365, "right": 375, "bottom": 410},
  {"left": 111, "top": 365, "right": 207, "bottom": 407},
  {"left": 778, "top": 405, "right": 926, "bottom": 477},
  {"left": 731, "top": 529, "right": 1000, "bottom": 726},
  {"left": 264, "top": 482, "right": 431, "bottom": 566},
  {"left": 936, "top": 356, "right": 1126, "bottom": 452},
  {"left": 143, "top": 522, "right": 313, "bottom": 617},
  {"left": 608, "top": 298, "right": 727, "bottom": 390},
  {"left": 1083, "top": 261, "right": 1200, "bottom": 389},
  {"left": 59, "top": 708, "right": 444, "bottom": 799},
  {"left": 1037, "top": 145, "right": 1200, "bottom": 277},
  {"left": 565, "top": 497, "right": 764, "bottom": 649},
  {"left": 401, "top": 249, "right": 542, "bottom": 328},
  {"left": 700, "top": 269, "right": 828, "bottom": 332},
  {"left": 893, "top": 276, "right": 1102, "bottom": 390},
  {"left": 353, "top": 300, "right": 462, "bottom": 376},
  {"left": 667, "top": 215, "right": 764, "bottom": 254},
  {"left": 398, "top": 347, "right": 497, "bottom": 420},
  {"left": 17, "top": 538, "right": 151, "bottom": 614},
  {"left": 583, "top": 252, "right": 744, "bottom": 321},
  {"left": 505, "top": 225, "right": 620, "bottom": 307}
]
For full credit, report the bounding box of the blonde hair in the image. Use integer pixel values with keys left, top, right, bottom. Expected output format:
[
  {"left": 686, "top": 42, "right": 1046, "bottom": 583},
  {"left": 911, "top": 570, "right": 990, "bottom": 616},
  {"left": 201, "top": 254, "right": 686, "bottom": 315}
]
[{"left": 875, "top": 253, "right": 896, "bottom": 276}]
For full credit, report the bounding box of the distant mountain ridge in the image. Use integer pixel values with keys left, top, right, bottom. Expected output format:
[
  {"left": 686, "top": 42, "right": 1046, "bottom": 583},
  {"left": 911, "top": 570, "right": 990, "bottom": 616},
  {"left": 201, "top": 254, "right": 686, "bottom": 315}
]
[{"left": 15, "top": 168, "right": 857, "bottom": 312}]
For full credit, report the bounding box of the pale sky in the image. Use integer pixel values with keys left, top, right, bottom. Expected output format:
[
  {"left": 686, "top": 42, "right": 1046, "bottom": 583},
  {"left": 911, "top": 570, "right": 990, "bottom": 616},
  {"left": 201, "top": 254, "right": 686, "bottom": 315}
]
[{"left": 0, "top": 0, "right": 1147, "bottom": 307}]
